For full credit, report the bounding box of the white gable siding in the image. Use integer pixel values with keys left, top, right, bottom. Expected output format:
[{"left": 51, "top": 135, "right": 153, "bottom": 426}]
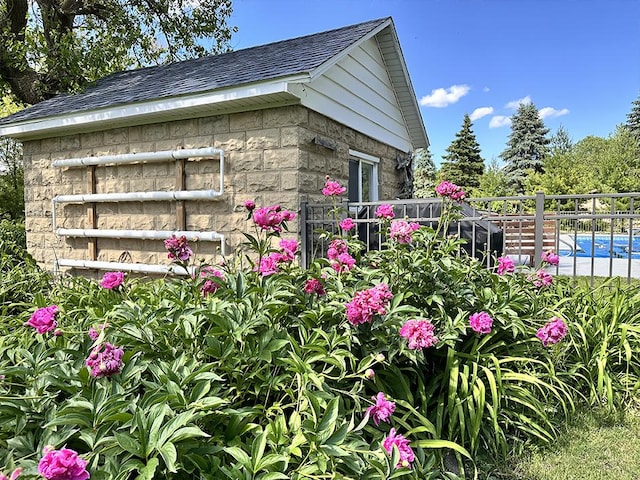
[{"left": 289, "top": 37, "right": 412, "bottom": 153}]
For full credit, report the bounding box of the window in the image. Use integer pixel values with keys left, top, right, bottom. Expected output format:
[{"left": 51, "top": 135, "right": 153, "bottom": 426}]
[{"left": 348, "top": 150, "right": 379, "bottom": 203}]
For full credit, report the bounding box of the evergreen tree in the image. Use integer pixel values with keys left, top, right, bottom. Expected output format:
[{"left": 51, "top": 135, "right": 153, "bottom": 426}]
[
  {"left": 412, "top": 147, "right": 437, "bottom": 198},
  {"left": 625, "top": 92, "right": 640, "bottom": 144},
  {"left": 439, "top": 114, "right": 485, "bottom": 190},
  {"left": 500, "top": 102, "right": 550, "bottom": 193},
  {"left": 549, "top": 125, "right": 573, "bottom": 156}
]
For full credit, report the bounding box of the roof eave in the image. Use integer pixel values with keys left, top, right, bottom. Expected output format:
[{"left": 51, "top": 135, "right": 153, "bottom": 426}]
[
  {"left": 374, "top": 21, "right": 429, "bottom": 150},
  {"left": 0, "top": 78, "right": 308, "bottom": 141}
]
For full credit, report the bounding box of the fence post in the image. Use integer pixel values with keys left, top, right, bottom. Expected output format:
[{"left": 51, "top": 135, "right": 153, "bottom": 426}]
[
  {"left": 534, "top": 191, "right": 545, "bottom": 265},
  {"left": 300, "top": 201, "right": 308, "bottom": 269}
]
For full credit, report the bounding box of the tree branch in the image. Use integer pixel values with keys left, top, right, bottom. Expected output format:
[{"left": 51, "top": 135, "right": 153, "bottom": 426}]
[{"left": 0, "top": 0, "right": 48, "bottom": 103}]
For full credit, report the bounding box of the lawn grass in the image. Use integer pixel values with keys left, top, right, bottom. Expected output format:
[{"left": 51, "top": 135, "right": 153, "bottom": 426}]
[{"left": 492, "top": 407, "right": 640, "bottom": 480}]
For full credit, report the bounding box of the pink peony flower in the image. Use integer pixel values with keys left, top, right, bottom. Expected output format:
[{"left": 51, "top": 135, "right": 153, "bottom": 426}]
[
  {"left": 339, "top": 217, "right": 355, "bottom": 232},
  {"left": 85, "top": 342, "right": 124, "bottom": 378},
  {"left": 164, "top": 235, "right": 193, "bottom": 261},
  {"left": 322, "top": 177, "right": 347, "bottom": 196},
  {"left": 27, "top": 305, "right": 59, "bottom": 334},
  {"left": 390, "top": 220, "right": 420, "bottom": 244},
  {"left": 279, "top": 238, "right": 299, "bottom": 260},
  {"left": 257, "top": 253, "right": 283, "bottom": 276},
  {"left": 38, "top": 447, "right": 89, "bottom": 480},
  {"left": 326, "top": 239, "right": 355, "bottom": 272},
  {"left": 88, "top": 323, "right": 108, "bottom": 341},
  {"left": 531, "top": 270, "right": 554, "bottom": 288},
  {"left": 399, "top": 319, "right": 439, "bottom": 349},
  {"left": 99, "top": 271, "right": 124, "bottom": 289},
  {"left": 435, "top": 181, "right": 466, "bottom": 202},
  {"left": 541, "top": 250, "right": 560, "bottom": 266},
  {"left": 243, "top": 199, "right": 256, "bottom": 211},
  {"left": 469, "top": 311, "right": 493, "bottom": 334},
  {"left": 252, "top": 205, "right": 296, "bottom": 233},
  {"left": 200, "top": 267, "right": 224, "bottom": 296},
  {"left": 496, "top": 256, "right": 515, "bottom": 275},
  {"left": 382, "top": 428, "right": 415, "bottom": 469},
  {"left": 536, "top": 317, "right": 567, "bottom": 347},
  {"left": 345, "top": 283, "right": 393, "bottom": 325},
  {"left": 0, "top": 467, "right": 22, "bottom": 480},
  {"left": 366, "top": 392, "right": 396, "bottom": 426},
  {"left": 375, "top": 204, "right": 395, "bottom": 219},
  {"left": 303, "top": 278, "right": 325, "bottom": 296},
  {"left": 332, "top": 252, "right": 356, "bottom": 272},
  {"left": 327, "top": 239, "right": 348, "bottom": 260}
]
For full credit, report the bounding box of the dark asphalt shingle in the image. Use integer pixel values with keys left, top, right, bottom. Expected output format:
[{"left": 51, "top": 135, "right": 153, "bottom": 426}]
[{"left": 0, "top": 17, "right": 389, "bottom": 125}]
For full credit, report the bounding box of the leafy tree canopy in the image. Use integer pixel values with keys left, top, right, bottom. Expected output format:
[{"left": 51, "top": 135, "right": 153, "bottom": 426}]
[
  {"left": 0, "top": 94, "right": 24, "bottom": 219},
  {"left": 0, "top": 0, "right": 236, "bottom": 104},
  {"left": 500, "top": 102, "right": 550, "bottom": 193},
  {"left": 525, "top": 126, "right": 640, "bottom": 197},
  {"left": 473, "top": 159, "right": 514, "bottom": 198},
  {"left": 439, "top": 113, "right": 484, "bottom": 190}
]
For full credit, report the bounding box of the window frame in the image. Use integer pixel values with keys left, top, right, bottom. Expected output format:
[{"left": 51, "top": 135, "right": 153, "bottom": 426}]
[{"left": 348, "top": 149, "right": 380, "bottom": 203}]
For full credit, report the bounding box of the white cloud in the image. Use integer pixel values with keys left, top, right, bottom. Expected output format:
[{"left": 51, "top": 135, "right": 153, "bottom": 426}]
[
  {"left": 483, "top": 87, "right": 490, "bottom": 92},
  {"left": 538, "top": 107, "right": 570, "bottom": 119},
  {"left": 505, "top": 96, "right": 532, "bottom": 110},
  {"left": 470, "top": 106, "right": 494, "bottom": 121},
  {"left": 419, "top": 84, "right": 470, "bottom": 107},
  {"left": 489, "top": 115, "right": 512, "bottom": 128}
]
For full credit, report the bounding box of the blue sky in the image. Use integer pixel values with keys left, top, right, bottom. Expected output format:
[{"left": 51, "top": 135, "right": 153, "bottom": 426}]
[{"left": 229, "top": 0, "right": 640, "bottom": 166}]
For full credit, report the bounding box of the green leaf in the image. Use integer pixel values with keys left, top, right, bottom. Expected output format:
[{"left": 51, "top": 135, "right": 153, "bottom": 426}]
[
  {"left": 258, "top": 473, "right": 289, "bottom": 480},
  {"left": 255, "top": 453, "right": 287, "bottom": 473},
  {"left": 224, "top": 446, "right": 251, "bottom": 469},
  {"left": 251, "top": 430, "right": 268, "bottom": 472},
  {"left": 158, "top": 442, "right": 178, "bottom": 473},
  {"left": 317, "top": 397, "right": 339, "bottom": 435},
  {"left": 167, "top": 426, "right": 210, "bottom": 444},
  {"left": 189, "top": 396, "right": 228, "bottom": 411},
  {"left": 414, "top": 439, "right": 472, "bottom": 459},
  {"left": 134, "top": 457, "right": 159, "bottom": 480},
  {"left": 115, "top": 431, "right": 144, "bottom": 457}
]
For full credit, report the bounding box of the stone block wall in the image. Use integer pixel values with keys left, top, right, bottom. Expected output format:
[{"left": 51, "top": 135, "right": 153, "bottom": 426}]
[{"left": 22, "top": 105, "right": 405, "bottom": 275}]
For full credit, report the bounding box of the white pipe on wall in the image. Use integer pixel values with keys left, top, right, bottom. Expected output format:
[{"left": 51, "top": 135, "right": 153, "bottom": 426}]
[
  {"left": 53, "top": 189, "right": 223, "bottom": 204},
  {"left": 55, "top": 259, "right": 194, "bottom": 275},
  {"left": 55, "top": 228, "right": 222, "bottom": 241},
  {"left": 55, "top": 229, "right": 226, "bottom": 256},
  {"left": 51, "top": 147, "right": 223, "bottom": 168},
  {"left": 50, "top": 146, "right": 227, "bottom": 272}
]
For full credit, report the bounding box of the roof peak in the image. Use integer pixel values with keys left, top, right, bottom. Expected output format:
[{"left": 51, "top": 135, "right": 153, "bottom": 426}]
[{"left": 81, "top": 17, "right": 393, "bottom": 84}]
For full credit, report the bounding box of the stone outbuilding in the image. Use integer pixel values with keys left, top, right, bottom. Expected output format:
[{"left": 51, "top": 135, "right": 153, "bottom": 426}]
[{"left": 0, "top": 17, "right": 428, "bottom": 275}]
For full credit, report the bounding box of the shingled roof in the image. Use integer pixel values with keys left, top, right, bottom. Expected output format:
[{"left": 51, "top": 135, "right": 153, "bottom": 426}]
[
  {"left": 0, "top": 17, "right": 428, "bottom": 150},
  {"left": 2, "top": 18, "right": 389, "bottom": 124}
]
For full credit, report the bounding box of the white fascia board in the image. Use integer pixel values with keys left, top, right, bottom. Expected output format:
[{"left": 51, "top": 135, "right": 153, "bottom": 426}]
[
  {"left": 308, "top": 18, "right": 392, "bottom": 82},
  {"left": 0, "top": 77, "right": 308, "bottom": 139}
]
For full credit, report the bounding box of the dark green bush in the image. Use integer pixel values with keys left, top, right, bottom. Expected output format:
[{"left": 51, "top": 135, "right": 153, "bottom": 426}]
[
  {"left": 0, "top": 191, "right": 638, "bottom": 479},
  {"left": 0, "top": 219, "right": 51, "bottom": 316}
]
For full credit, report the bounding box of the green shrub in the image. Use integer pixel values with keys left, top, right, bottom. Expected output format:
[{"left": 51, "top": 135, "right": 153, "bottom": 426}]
[
  {"left": 0, "top": 219, "right": 51, "bottom": 316},
  {"left": 551, "top": 278, "right": 640, "bottom": 410},
  {"left": 1, "top": 186, "right": 635, "bottom": 479}
]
